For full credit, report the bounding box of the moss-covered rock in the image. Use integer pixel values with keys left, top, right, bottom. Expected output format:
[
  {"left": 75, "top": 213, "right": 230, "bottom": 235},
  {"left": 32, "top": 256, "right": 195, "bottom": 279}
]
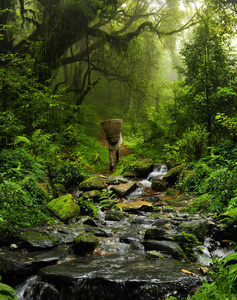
[
  {"left": 73, "top": 232, "right": 99, "bottom": 255},
  {"left": 163, "top": 164, "right": 186, "bottom": 186},
  {"left": 52, "top": 183, "right": 67, "bottom": 197},
  {"left": 18, "top": 229, "right": 57, "bottom": 249},
  {"left": 130, "top": 158, "right": 154, "bottom": 177},
  {"left": 79, "top": 175, "right": 106, "bottom": 191},
  {"left": 178, "top": 219, "right": 209, "bottom": 242},
  {"left": 81, "top": 190, "right": 102, "bottom": 202},
  {"left": 46, "top": 194, "right": 80, "bottom": 222}
]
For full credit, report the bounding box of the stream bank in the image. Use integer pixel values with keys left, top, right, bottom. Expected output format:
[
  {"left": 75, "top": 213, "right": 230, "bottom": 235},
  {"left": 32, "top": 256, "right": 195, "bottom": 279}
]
[{"left": 0, "top": 163, "right": 235, "bottom": 300}]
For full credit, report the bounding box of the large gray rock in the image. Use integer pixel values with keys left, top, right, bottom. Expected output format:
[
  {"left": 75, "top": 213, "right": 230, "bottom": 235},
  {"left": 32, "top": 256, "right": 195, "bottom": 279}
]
[
  {"left": 30, "top": 255, "right": 202, "bottom": 300},
  {"left": 109, "top": 181, "right": 137, "bottom": 197},
  {"left": 0, "top": 245, "right": 69, "bottom": 286},
  {"left": 17, "top": 229, "right": 58, "bottom": 250},
  {"left": 144, "top": 228, "right": 175, "bottom": 241},
  {"left": 143, "top": 240, "right": 186, "bottom": 260}
]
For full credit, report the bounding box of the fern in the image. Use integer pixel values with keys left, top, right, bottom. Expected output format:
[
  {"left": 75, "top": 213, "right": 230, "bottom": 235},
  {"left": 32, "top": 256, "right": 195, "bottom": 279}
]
[
  {"left": 0, "top": 277, "right": 19, "bottom": 300},
  {"left": 14, "top": 136, "right": 31, "bottom": 147}
]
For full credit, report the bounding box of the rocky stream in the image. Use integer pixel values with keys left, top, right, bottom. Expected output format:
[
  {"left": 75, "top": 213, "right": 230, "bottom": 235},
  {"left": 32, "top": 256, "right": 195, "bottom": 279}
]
[{"left": 0, "top": 161, "right": 235, "bottom": 300}]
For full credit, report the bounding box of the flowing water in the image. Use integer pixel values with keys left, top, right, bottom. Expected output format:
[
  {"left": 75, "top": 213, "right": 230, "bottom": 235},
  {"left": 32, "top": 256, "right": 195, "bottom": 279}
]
[{"left": 13, "top": 165, "right": 235, "bottom": 299}]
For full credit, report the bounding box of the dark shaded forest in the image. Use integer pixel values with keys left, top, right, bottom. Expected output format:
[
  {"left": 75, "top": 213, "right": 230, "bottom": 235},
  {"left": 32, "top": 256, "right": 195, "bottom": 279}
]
[{"left": 2, "top": 0, "right": 237, "bottom": 299}]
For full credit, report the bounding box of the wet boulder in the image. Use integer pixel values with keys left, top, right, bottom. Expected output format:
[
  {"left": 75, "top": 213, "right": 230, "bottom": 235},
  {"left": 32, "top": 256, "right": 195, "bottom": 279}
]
[
  {"left": 106, "top": 175, "right": 129, "bottom": 185},
  {"left": 130, "top": 158, "right": 154, "bottom": 177},
  {"left": 117, "top": 201, "right": 153, "bottom": 212},
  {"left": 178, "top": 219, "right": 209, "bottom": 242},
  {"left": 17, "top": 229, "right": 57, "bottom": 250},
  {"left": 151, "top": 178, "right": 169, "bottom": 192},
  {"left": 143, "top": 240, "right": 186, "bottom": 260},
  {"left": 105, "top": 210, "right": 124, "bottom": 221},
  {"left": 34, "top": 255, "right": 202, "bottom": 300},
  {"left": 79, "top": 175, "right": 106, "bottom": 191},
  {"left": 0, "top": 245, "right": 69, "bottom": 286},
  {"left": 109, "top": 181, "right": 137, "bottom": 197},
  {"left": 46, "top": 194, "right": 80, "bottom": 223},
  {"left": 72, "top": 232, "right": 99, "bottom": 256},
  {"left": 144, "top": 228, "right": 175, "bottom": 241}
]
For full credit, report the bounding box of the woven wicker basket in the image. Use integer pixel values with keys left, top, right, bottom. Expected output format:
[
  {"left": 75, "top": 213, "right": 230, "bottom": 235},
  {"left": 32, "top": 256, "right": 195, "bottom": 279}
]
[{"left": 101, "top": 119, "right": 123, "bottom": 145}]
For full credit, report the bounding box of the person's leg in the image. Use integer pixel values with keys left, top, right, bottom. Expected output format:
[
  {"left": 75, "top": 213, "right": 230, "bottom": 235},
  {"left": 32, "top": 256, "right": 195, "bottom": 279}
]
[
  {"left": 109, "top": 149, "right": 114, "bottom": 171},
  {"left": 116, "top": 149, "right": 120, "bottom": 162}
]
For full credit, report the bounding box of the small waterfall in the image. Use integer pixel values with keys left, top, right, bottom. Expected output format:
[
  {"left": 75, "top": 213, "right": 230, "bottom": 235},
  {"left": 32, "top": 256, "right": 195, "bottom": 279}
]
[
  {"left": 127, "top": 164, "right": 167, "bottom": 201},
  {"left": 15, "top": 275, "right": 37, "bottom": 299},
  {"left": 140, "top": 164, "right": 167, "bottom": 188}
]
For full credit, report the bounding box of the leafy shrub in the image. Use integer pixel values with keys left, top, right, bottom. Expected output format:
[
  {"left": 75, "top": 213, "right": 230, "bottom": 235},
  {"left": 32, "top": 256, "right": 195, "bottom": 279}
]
[
  {"left": 99, "top": 189, "right": 120, "bottom": 210},
  {"left": 0, "top": 148, "right": 44, "bottom": 182},
  {"left": 180, "top": 154, "right": 237, "bottom": 213},
  {"left": 78, "top": 198, "right": 98, "bottom": 217},
  {"left": 0, "top": 149, "right": 52, "bottom": 228},
  {"left": 53, "top": 164, "right": 86, "bottom": 189},
  {"left": 113, "top": 154, "right": 141, "bottom": 176},
  {"left": 0, "top": 111, "right": 25, "bottom": 149},
  {"left": 190, "top": 252, "right": 237, "bottom": 300},
  {"left": 0, "top": 179, "right": 50, "bottom": 228},
  {"left": 0, "top": 276, "right": 18, "bottom": 300},
  {"left": 184, "top": 194, "right": 214, "bottom": 214},
  {"left": 163, "top": 126, "right": 209, "bottom": 163},
  {"left": 58, "top": 124, "right": 108, "bottom": 171}
]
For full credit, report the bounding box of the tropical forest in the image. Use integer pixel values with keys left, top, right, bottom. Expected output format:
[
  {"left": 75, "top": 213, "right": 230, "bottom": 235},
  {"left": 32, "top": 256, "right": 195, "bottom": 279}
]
[{"left": 1, "top": 0, "right": 237, "bottom": 299}]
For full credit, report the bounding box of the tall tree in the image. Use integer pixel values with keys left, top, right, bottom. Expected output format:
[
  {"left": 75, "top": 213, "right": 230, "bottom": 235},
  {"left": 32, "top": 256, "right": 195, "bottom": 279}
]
[
  {"left": 1, "top": 0, "right": 198, "bottom": 104},
  {"left": 174, "top": 7, "right": 237, "bottom": 144}
]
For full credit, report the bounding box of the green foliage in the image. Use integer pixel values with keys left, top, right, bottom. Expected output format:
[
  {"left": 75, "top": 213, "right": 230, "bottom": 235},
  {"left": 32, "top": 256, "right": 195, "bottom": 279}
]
[
  {"left": 113, "top": 154, "right": 141, "bottom": 176},
  {"left": 185, "top": 194, "right": 214, "bottom": 214},
  {"left": 0, "top": 149, "right": 52, "bottom": 228},
  {"left": 57, "top": 124, "right": 108, "bottom": 171},
  {"left": 174, "top": 231, "right": 200, "bottom": 262},
  {"left": 53, "top": 164, "right": 86, "bottom": 189},
  {"left": 0, "top": 276, "right": 19, "bottom": 300},
  {"left": 216, "top": 113, "right": 237, "bottom": 141},
  {"left": 173, "top": 11, "right": 237, "bottom": 144},
  {"left": 78, "top": 198, "right": 98, "bottom": 217},
  {"left": 99, "top": 189, "right": 120, "bottom": 210},
  {"left": 189, "top": 252, "right": 237, "bottom": 300},
  {"left": 0, "top": 111, "right": 25, "bottom": 148},
  {"left": 163, "top": 126, "right": 209, "bottom": 163},
  {"left": 178, "top": 140, "right": 237, "bottom": 214},
  {"left": 0, "top": 149, "right": 44, "bottom": 182}
]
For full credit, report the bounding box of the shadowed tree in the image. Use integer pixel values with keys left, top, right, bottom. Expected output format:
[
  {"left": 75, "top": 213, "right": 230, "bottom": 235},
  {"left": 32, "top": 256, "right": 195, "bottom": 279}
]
[{"left": 1, "top": 0, "right": 198, "bottom": 108}]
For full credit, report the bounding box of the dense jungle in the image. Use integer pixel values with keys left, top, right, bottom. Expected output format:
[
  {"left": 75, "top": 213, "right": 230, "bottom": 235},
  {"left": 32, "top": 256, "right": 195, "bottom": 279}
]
[{"left": 2, "top": 0, "right": 237, "bottom": 299}]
